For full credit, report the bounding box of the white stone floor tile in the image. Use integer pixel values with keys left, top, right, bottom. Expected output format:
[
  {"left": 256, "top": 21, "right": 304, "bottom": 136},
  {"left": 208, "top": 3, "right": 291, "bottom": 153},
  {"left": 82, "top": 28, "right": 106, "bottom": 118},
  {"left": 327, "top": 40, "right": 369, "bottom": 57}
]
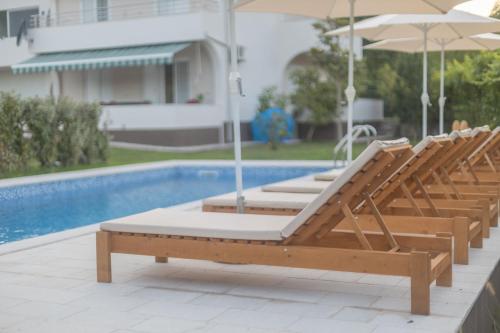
[
  {"left": 332, "top": 307, "right": 381, "bottom": 322},
  {"left": 130, "top": 316, "right": 207, "bottom": 333},
  {"left": 8, "top": 318, "right": 117, "bottom": 333},
  {"left": 127, "top": 287, "right": 203, "bottom": 303},
  {"left": 228, "top": 285, "right": 327, "bottom": 303},
  {"left": 189, "top": 293, "right": 268, "bottom": 310},
  {"left": 288, "top": 317, "right": 376, "bottom": 333},
  {"left": 131, "top": 300, "right": 227, "bottom": 321},
  {"left": 0, "top": 311, "right": 27, "bottom": 329},
  {"left": 0, "top": 296, "right": 28, "bottom": 310},
  {"left": 0, "top": 214, "right": 499, "bottom": 332},
  {"left": 211, "top": 308, "right": 300, "bottom": 330},
  {"left": 3, "top": 300, "right": 86, "bottom": 320},
  {"left": 257, "top": 300, "right": 342, "bottom": 319},
  {"left": 318, "top": 291, "right": 379, "bottom": 307},
  {"left": 66, "top": 293, "right": 151, "bottom": 311},
  {"left": 61, "top": 308, "right": 150, "bottom": 330}
]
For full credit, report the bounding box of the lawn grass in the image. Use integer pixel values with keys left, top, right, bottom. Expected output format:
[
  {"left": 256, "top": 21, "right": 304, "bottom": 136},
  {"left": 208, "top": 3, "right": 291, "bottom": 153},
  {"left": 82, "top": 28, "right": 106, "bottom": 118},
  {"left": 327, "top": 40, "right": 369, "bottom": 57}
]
[{"left": 0, "top": 141, "right": 370, "bottom": 179}]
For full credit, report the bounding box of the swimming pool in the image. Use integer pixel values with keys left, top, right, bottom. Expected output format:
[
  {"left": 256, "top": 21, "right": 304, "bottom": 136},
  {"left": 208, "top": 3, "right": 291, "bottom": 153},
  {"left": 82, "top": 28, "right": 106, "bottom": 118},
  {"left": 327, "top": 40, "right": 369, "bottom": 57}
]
[{"left": 0, "top": 164, "right": 329, "bottom": 244}]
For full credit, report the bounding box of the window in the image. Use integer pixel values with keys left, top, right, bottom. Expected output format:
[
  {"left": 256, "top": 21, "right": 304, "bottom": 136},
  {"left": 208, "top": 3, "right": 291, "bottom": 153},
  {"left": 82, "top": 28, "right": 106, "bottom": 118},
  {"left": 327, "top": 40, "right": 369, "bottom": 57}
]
[
  {"left": 164, "top": 62, "right": 190, "bottom": 104},
  {"left": 0, "top": 11, "right": 7, "bottom": 39},
  {"left": 175, "top": 62, "right": 190, "bottom": 103},
  {"left": 164, "top": 64, "right": 174, "bottom": 103},
  {"left": 158, "top": 0, "right": 176, "bottom": 15},
  {"left": 9, "top": 8, "right": 38, "bottom": 37},
  {"left": 81, "top": 0, "right": 108, "bottom": 23},
  {"left": 0, "top": 8, "right": 39, "bottom": 38},
  {"left": 96, "top": 0, "right": 108, "bottom": 21}
]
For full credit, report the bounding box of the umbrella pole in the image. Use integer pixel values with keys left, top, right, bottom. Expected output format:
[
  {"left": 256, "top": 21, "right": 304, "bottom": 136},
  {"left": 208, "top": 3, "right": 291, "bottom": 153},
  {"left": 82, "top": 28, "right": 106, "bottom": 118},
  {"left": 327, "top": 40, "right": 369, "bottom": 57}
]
[
  {"left": 438, "top": 41, "right": 446, "bottom": 134},
  {"left": 421, "top": 26, "right": 430, "bottom": 138},
  {"left": 227, "top": 0, "right": 245, "bottom": 213},
  {"left": 345, "top": 0, "right": 356, "bottom": 165}
]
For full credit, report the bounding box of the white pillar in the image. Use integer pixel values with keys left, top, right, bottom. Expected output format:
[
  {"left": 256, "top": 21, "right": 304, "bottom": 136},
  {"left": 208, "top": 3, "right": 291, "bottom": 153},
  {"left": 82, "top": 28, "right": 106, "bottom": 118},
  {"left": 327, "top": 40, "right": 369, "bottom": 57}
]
[
  {"left": 420, "top": 26, "right": 430, "bottom": 138},
  {"left": 345, "top": 0, "right": 356, "bottom": 165},
  {"left": 438, "top": 41, "right": 446, "bottom": 134},
  {"left": 227, "top": 0, "right": 244, "bottom": 213}
]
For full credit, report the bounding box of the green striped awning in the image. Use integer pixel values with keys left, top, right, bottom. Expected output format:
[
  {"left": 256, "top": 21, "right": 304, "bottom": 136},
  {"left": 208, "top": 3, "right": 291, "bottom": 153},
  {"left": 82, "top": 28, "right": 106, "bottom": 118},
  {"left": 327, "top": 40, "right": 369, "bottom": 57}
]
[{"left": 12, "top": 42, "right": 190, "bottom": 74}]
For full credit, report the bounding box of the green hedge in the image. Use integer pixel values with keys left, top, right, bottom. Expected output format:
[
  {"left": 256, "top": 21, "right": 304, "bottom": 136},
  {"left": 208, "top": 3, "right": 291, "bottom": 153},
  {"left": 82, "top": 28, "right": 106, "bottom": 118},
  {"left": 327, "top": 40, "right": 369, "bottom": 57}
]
[{"left": 0, "top": 92, "right": 109, "bottom": 173}]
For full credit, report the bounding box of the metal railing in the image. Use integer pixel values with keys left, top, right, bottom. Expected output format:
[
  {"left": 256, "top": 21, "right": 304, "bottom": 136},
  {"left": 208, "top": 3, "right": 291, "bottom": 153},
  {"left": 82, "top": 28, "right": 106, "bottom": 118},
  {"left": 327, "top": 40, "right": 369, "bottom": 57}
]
[
  {"left": 333, "top": 124, "right": 378, "bottom": 167},
  {"left": 30, "top": 0, "right": 219, "bottom": 28}
]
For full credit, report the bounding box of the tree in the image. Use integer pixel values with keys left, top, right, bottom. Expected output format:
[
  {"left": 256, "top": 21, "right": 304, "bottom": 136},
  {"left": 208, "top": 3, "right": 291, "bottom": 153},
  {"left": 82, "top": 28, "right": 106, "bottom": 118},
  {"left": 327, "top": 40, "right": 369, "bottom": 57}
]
[
  {"left": 289, "top": 19, "right": 355, "bottom": 141},
  {"left": 444, "top": 51, "right": 500, "bottom": 128},
  {"left": 491, "top": 1, "right": 500, "bottom": 19},
  {"left": 290, "top": 68, "right": 337, "bottom": 141}
]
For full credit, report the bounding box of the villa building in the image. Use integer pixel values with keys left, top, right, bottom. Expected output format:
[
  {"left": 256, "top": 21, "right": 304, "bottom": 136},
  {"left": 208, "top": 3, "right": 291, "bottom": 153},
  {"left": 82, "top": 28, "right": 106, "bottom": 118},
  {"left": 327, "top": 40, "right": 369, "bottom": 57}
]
[{"left": 0, "top": 0, "right": 380, "bottom": 146}]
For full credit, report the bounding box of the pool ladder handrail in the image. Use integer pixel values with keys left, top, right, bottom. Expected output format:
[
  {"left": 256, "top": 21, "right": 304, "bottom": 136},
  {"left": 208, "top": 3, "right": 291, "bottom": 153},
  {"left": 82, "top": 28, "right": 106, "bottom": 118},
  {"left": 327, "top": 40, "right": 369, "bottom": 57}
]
[{"left": 333, "top": 124, "right": 377, "bottom": 167}]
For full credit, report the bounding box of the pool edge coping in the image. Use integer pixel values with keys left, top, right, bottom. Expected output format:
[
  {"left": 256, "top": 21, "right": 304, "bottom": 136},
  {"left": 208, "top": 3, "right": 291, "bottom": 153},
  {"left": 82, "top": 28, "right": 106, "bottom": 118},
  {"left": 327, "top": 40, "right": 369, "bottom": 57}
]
[
  {"left": 0, "top": 159, "right": 336, "bottom": 189},
  {"left": 0, "top": 160, "right": 332, "bottom": 254},
  {"left": 0, "top": 199, "right": 203, "bottom": 256}
]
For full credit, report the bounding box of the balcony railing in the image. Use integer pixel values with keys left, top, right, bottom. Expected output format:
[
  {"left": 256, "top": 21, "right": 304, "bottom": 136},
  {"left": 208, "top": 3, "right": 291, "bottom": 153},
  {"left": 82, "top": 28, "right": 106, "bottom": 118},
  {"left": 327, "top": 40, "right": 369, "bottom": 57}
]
[{"left": 30, "top": 0, "right": 219, "bottom": 28}]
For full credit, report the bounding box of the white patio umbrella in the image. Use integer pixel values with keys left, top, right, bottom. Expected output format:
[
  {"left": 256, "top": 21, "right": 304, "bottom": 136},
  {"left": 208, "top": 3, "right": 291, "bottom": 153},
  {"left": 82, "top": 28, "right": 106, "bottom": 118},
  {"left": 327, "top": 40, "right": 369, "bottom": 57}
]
[
  {"left": 365, "top": 33, "right": 500, "bottom": 134},
  {"left": 235, "top": 0, "right": 466, "bottom": 165},
  {"left": 327, "top": 10, "right": 500, "bottom": 138},
  {"left": 227, "top": 0, "right": 245, "bottom": 213}
]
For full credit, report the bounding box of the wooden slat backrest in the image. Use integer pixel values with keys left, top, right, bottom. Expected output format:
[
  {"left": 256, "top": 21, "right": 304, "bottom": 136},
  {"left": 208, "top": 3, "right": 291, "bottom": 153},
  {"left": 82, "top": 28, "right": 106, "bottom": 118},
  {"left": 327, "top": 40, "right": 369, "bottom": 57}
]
[
  {"left": 470, "top": 131, "right": 500, "bottom": 167},
  {"left": 285, "top": 145, "right": 413, "bottom": 245},
  {"left": 444, "top": 131, "right": 491, "bottom": 175},
  {"left": 363, "top": 140, "right": 446, "bottom": 212}
]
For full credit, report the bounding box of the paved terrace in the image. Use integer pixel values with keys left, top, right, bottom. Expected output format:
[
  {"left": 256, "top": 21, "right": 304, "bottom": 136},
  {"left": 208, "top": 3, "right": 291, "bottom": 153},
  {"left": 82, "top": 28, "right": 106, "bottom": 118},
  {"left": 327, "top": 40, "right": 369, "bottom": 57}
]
[{"left": 0, "top": 165, "right": 498, "bottom": 333}]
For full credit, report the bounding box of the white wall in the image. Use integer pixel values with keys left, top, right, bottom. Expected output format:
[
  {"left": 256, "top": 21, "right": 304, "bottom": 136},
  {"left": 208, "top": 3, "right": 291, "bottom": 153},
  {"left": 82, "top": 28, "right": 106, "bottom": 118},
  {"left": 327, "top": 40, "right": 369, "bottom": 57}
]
[
  {"left": 0, "top": 69, "right": 52, "bottom": 97},
  {"left": 340, "top": 98, "right": 384, "bottom": 121},
  {"left": 102, "top": 104, "right": 225, "bottom": 130},
  {"left": 233, "top": 13, "right": 363, "bottom": 122}
]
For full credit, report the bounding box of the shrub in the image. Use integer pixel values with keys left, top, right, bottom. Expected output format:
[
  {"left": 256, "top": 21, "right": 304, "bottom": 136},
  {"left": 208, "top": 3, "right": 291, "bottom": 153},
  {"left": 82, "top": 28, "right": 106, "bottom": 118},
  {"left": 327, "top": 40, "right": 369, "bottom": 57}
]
[
  {"left": 0, "top": 93, "right": 109, "bottom": 173},
  {"left": 24, "top": 96, "right": 59, "bottom": 167},
  {"left": 256, "top": 86, "right": 287, "bottom": 113},
  {"left": 0, "top": 93, "right": 30, "bottom": 172}
]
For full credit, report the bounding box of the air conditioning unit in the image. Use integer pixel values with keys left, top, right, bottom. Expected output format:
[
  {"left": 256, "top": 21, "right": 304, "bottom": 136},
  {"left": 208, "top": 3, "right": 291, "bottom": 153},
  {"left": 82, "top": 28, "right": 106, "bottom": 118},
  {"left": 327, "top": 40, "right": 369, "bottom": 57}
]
[
  {"left": 228, "top": 46, "right": 246, "bottom": 63},
  {"left": 237, "top": 46, "right": 246, "bottom": 62}
]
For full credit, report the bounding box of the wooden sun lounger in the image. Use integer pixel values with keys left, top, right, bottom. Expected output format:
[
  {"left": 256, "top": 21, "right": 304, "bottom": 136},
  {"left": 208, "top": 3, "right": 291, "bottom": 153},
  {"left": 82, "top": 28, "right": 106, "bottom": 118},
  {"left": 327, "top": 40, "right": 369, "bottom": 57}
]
[
  {"left": 96, "top": 139, "right": 452, "bottom": 315},
  {"left": 203, "top": 136, "right": 482, "bottom": 265},
  {"left": 469, "top": 127, "right": 500, "bottom": 173},
  {"left": 314, "top": 168, "right": 346, "bottom": 181},
  {"left": 446, "top": 127, "right": 500, "bottom": 185},
  {"left": 373, "top": 133, "right": 492, "bottom": 239}
]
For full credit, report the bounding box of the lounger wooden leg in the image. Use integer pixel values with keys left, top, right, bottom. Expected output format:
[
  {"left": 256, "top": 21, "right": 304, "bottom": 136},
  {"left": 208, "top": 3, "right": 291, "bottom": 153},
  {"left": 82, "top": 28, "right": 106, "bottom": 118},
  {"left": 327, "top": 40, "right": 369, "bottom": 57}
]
[
  {"left": 452, "top": 218, "right": 469, "bottom": 265},
  {"left": 436, "top": 261, "right": 452, "bottom": 287},
  {"left": 481, "top": 210, "right": 490, "bottom": 239},
  {"left": 410, "top": 251, "right": 431, "bottom": 315},
  {"left": 470, "top": 229, "right": 483, "bottom": 248},
  {"left": 155, "top": 256, "right": 168, "bottom": 263},
  {"left": 96, "top": 231, "right": 112, "bottom": 283}
]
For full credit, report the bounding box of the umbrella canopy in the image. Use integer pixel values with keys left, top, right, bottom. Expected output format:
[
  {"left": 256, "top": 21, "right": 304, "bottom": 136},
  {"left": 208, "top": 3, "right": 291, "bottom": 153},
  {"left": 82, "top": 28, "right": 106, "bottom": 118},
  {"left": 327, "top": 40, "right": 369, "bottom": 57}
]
[
  {"left": 236, "top": 0, "right": 466, "bottom": 164},
  {"left": 364, "top": 33, "right": 500, "bottom": 52},
  {"left": 327, "top": 10, "right": 500, "bottom": 138},
  {"left": 365, "top": 33, "right": 500, "bottom": 134},
  {"left": 236, "top": 0, "right": 466, "bottom": 18},
  {"left": 327, "top": 10, "right": 500, "bottom": 40}
]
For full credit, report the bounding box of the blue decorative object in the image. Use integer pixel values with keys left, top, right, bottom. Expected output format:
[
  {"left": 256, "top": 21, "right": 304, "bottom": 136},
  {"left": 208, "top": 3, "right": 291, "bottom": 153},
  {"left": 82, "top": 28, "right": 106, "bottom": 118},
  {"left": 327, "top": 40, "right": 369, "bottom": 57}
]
[{"left": 251, "top": 108, "right": 295, "bottom": 143}]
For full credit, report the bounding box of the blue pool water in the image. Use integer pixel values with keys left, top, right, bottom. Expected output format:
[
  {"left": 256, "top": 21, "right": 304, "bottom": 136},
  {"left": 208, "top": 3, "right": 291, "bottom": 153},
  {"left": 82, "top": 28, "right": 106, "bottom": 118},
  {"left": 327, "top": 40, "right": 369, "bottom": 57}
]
[{"left": 0, "top": 165, "right": 328, "bottom": 244}]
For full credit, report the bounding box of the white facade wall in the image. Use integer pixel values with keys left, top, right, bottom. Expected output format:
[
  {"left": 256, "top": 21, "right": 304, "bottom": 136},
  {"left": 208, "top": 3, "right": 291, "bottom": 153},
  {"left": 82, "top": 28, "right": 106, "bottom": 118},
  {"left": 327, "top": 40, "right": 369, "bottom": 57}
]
[{"left": 0, "top": 0, "right": 373, "bottom": 138}]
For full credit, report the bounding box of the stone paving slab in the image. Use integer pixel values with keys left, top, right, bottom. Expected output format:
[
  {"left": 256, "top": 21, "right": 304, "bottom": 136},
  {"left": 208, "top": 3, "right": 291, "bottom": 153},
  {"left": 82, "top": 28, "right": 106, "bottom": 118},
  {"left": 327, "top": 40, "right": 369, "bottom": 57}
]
[{"left": 1, "top": 219, "right": 499, "bottom": 333}]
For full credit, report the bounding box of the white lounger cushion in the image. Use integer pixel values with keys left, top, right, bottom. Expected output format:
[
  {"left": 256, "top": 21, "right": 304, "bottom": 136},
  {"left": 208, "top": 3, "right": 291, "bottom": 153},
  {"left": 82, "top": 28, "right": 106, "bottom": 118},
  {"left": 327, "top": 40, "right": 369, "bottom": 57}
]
[
  {"left": 314, "top": 168, "right": 346, "bottom": 181},
  {"left": 101, "top": 209, "right": 292, "bottom": 241},
  {"left": 203, "top": 189, "right": 316, "bottom": 209},
  {"left": 262, "top": 180, "right": 328, "bottom": 193},
  {"left": 412, "top": 134, "right": 448, "bottom": 154},
  {"left": 101, "top": 138, "right": 409, "bottom": 241}
]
